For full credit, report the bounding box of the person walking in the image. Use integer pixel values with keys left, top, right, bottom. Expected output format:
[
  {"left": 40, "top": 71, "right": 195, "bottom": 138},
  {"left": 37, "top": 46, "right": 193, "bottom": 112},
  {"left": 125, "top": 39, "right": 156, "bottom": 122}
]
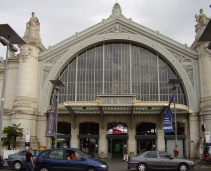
[
  {"left": 123, "top": 145, "right": 128, "bottom": 162},
  {"left": 173, "top": 145, "right": 180, "bottom": 158},
  {"left": 25, "top": 147, "right": 35, "bottom": 171}
]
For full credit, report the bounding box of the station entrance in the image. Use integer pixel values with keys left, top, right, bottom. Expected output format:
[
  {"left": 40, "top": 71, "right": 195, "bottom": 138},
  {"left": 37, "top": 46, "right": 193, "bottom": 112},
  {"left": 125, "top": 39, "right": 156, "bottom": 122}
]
[{"left": 106, "top": 122, "right": 128, "bottom": 158}]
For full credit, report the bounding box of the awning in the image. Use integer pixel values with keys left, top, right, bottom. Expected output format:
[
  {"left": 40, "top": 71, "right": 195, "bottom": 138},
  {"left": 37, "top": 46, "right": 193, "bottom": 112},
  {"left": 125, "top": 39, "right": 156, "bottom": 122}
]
[{"left": 44, "top": 95, "right": 192, "bottom": 129}]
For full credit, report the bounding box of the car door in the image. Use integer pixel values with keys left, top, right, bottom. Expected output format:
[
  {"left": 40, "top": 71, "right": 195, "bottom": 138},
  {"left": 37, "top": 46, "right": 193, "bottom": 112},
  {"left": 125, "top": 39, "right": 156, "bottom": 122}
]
[
  {"left": 143, "top": 151, "right": 160, "bottom": 169},
  {"left": 65, "top": 150, "right": 86, "bottom": 171},
  {"left": 158, "top": 152, "right": 177, "bottom": 169},
  {"left": 17, "top": 150, "right": 27, "bottom": 166},
  {"left": 32, "top": 150, "right": 41, "bottom": 165},
  {"left": 42, "top": 149, "right": 66, "bottom": 171}
]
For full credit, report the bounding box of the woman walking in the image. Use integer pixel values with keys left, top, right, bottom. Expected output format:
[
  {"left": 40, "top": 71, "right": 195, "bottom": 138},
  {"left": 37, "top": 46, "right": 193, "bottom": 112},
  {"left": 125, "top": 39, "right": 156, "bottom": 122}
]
[{"left": 25, "top": 147, "right": 35, "bottom": 171}]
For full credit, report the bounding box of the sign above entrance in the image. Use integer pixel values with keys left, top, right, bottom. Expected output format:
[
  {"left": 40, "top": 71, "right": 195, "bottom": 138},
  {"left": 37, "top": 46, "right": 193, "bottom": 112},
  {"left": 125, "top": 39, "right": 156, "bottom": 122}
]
[{"left": 100, "top": 97, "right": 133, "bottom": 106}]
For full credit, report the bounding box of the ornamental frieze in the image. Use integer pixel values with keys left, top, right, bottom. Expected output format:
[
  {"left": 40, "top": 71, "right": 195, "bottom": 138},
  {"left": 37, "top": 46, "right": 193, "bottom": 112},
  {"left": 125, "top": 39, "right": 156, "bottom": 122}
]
[
  {"left": 168, "top": 50, "right": 194, "bottom": 87},
  {"left": 42, "top": 51, "right": 66, "bottom": 86},
  {"left": 13, "top": 100, "right": 37, "bottom": 109},
  {"left": 198, "top": 42, "right": 211, "bottom": 58},
  {"left": 99, "top": 25, "right": 135, "bottom": 35}
]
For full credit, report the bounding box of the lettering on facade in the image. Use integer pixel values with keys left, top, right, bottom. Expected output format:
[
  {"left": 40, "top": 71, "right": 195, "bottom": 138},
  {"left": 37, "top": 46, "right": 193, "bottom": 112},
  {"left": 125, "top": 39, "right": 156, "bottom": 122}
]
[{"left": 100, "top": 97, "right": 132, "bottom": 106}]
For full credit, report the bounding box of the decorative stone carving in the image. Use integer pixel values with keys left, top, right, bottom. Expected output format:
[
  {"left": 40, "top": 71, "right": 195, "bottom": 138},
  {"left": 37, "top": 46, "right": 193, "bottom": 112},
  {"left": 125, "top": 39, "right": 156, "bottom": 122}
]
[
  {"left": 43, "top": 66, "right": 53, "bottom": 86},
  {"left": 198, "top": 42, "right": 211, "bottom": 58},
  {"left": 19, "top": 45, "right": 37, "bottom": 62},
  {"left": 42, "top": 52, "right": 66, "bottom": 86},
  {"left": 168, "top": 50, "right": 194, "bottom": 86},
  {"left": 99, "top": 25, "right": 136, "bottom": 35},
  {"left": 195, "top": 9, "right": 210, "bottom": 40},
  {"left": 112, "top": 3, "right": 122, "bottom": 17},
  {"left": 195, "top": 9, "right": 210, "bottom": 32},
  {"left": 109, "top": 3, "right": 127, "bottom": 20},
  {"left": 8, "top": 51, "right": 19, "bottom": 60},
  {"left": 13, "top": 99, "right": 37, "bottom": 109},
  {"left": 23, "top": 12, "right": 41, "bottom": 42}
]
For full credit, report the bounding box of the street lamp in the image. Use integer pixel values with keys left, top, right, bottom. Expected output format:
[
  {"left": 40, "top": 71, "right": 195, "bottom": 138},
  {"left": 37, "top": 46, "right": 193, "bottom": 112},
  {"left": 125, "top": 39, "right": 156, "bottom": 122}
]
[
  {"left": 49, "top": 80, "right": 66, "bottom": 148},
  {"left": 0, "top": 24, "right": 26, "bottom": 155},
  {"left": 167, "top": 78, "right": 182, "bottom": 146}
]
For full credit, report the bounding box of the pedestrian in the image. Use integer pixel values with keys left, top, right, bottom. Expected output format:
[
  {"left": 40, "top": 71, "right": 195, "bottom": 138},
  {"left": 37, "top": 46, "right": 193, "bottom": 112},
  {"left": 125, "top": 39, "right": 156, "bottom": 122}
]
[
  {"left": 173, "top": 145, "right": 180, "bottom": 158},
  {"left": 123, "top": 145, "right": 128, "bottom": 162},
  {"left": 25, "top": 147, "right": 35, "bottom": 171}
]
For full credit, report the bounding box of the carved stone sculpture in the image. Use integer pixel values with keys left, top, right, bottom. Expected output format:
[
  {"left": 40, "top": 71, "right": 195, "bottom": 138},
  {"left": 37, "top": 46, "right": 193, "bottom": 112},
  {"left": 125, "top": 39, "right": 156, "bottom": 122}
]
[
  {"left": 195, "top": 8, "right": 210, "bottom": 33},
  {"left": 23, "top": 12, "right": 41, "bottom": 42}
]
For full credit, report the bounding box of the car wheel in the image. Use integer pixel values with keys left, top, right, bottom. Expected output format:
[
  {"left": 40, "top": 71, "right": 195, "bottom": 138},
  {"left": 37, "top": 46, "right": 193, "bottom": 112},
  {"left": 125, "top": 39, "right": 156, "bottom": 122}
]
[
  {"left": 137, "top": 163, "right": 147, "bottom": 171},
  {"left": 40, "top": 167, "right": 50, "bottom": 171},
  {"left": 86, "top": 167, "right": 97, "bottom": 171},
  {"left": 13, "top": 161, "right": 22, "bottom": 170},
  {"left": 178, "top": 163, "right": 188, "bottom": 171}
]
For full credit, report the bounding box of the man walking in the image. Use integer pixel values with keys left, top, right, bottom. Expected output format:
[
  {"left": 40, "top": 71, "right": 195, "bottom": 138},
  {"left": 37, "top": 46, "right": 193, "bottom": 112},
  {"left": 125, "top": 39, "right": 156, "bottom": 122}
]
[{"left": 123, "top": 145, "right": 128, "bottom": 162}]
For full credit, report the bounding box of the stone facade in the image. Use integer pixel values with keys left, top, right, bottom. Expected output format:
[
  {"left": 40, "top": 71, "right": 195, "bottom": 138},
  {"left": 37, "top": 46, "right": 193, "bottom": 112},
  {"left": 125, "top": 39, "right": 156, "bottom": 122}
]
[{"left": 0, "top": 3, "right": 210, "bottom": 159}]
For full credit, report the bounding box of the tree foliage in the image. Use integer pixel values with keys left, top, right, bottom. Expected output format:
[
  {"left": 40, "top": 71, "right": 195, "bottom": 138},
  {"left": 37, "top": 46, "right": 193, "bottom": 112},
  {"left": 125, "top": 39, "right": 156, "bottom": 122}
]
[{"left": 1, "top": 123, "right": 23, "bottom": 150}]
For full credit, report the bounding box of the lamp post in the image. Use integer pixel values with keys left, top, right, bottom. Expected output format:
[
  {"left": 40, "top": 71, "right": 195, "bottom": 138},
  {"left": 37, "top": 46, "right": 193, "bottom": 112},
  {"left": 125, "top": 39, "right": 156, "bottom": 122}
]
[
  {"left": 167, "top": 78, "right": 182, "bottom": 146},
  {"left": 0, "top": 24, "right": 26, "bottom": 156},
  {"left": 49, "top": 80, "right": 66, "bottom": 148}
]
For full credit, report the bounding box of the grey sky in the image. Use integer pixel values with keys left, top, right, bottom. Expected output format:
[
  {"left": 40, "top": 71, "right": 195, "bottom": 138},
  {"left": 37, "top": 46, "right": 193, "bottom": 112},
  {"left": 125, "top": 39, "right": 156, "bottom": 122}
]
[{"left": 0, "top": 0, "right": 211, "bottom": 58}]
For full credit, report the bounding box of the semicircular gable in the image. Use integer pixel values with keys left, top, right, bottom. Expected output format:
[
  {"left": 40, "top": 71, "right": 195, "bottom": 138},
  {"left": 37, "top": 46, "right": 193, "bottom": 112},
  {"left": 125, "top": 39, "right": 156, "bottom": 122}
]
[{"left": 40, "top": 34, "right": 196, "bottom": 112}]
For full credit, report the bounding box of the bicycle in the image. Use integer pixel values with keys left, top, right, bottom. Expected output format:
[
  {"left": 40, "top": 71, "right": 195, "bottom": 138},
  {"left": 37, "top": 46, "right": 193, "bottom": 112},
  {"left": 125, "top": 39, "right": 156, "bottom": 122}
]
[{"left": 194, "top": 154, "right": 211, "bottom": 167}]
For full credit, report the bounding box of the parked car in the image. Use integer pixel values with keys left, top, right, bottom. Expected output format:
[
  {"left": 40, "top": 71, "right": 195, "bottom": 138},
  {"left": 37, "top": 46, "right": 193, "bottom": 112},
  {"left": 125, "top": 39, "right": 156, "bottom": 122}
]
[
  {"left": 7, "top": 149, "right": 41, "bottom": 170},
  {"left": 128, "top": 151, "right": 194, "bottom": 171},
  {"left": 35, "top": 148, "right": 108, "bottom": 171}
]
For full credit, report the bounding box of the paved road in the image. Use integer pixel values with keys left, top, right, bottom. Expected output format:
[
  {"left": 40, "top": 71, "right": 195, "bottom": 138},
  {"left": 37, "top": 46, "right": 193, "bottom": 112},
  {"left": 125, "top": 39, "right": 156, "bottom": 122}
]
[{"left": 1, "top": 158, "right": 211, "bottom": 171}]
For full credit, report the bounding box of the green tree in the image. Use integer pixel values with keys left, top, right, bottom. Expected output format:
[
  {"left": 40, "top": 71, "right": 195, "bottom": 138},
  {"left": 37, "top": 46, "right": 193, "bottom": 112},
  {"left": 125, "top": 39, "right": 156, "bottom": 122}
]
[{"left": 1, "top": 123, "right": 23, "bottom": 150}]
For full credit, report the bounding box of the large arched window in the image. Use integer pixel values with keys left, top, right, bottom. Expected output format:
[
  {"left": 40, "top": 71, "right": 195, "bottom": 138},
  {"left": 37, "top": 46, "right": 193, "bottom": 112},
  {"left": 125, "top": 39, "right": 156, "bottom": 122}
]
[{"left": 55, "top": 42, "right": 187, "bottom": 105}]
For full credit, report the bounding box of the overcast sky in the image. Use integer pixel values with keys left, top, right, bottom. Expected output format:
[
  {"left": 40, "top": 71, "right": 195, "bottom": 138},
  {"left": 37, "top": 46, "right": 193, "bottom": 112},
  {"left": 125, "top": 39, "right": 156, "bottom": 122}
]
[{"left": 0, "top": 0, "right": 211, "bottom": 58}]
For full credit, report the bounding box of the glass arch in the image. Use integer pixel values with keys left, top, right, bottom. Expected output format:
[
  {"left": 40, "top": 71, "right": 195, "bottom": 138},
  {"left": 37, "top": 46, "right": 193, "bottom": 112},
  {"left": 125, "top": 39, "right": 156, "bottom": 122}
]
[{"left": 56, "top": 42, "right": 187, "bottom": 105}]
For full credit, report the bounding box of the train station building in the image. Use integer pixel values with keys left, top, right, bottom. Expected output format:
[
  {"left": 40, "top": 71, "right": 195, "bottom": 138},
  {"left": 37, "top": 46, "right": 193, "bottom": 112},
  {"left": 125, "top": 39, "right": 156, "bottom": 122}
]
[{"left": 0, "top": 3, "right": 211, "bottom": 158}]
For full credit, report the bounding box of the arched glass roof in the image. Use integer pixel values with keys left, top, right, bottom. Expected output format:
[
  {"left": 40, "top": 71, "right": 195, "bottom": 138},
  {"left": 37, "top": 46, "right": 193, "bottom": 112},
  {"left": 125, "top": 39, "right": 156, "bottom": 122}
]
[{"left": 56, "top": 42, "right": 187, "bottom": 105}]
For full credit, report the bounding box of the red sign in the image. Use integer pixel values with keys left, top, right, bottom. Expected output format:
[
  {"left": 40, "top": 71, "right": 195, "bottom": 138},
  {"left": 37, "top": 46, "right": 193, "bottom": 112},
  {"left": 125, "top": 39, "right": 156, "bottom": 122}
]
[{"left": 113, "top": 129, "right": 122, "bottom": 134}]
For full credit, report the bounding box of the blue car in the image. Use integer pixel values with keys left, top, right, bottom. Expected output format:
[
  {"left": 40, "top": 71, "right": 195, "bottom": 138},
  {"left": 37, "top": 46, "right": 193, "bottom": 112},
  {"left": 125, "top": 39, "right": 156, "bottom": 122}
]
[{"left": 35, "top": 148, "right": 108, "bottom": 171}]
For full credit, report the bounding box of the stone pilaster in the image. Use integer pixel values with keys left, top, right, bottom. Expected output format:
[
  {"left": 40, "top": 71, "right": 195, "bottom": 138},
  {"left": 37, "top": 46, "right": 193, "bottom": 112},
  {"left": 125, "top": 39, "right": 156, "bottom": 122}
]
[
  {"left": 71, "top": 126, "right": 79, "bottom": 148},
  {"left": 156, "top": 126, "right": 165, "bottom": 151},
  {"left": 128, "top": 127, "right": 136, "bottom": 155},
  {"left": 98, "top": 127, "right": 107, "bottom": 157},
  {"left": 189, "top": 112, "right": 199, "bottom": 158}
]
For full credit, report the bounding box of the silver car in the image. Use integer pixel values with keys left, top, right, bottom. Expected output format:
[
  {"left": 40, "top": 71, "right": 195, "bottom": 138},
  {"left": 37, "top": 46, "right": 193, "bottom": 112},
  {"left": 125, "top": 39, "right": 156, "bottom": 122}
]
[
  {"left": 7, "top": 149, "right": 41, "bottom": 170},
  {"left": 128, "top": 151, "right": 194, "bottom": 171}
]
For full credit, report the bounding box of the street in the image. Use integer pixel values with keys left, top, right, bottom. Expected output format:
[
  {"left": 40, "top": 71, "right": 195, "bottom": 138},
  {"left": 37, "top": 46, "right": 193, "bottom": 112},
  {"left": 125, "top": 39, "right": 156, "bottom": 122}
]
[{"left": 0, "top": 166, "right": 211, "bottom": 171}]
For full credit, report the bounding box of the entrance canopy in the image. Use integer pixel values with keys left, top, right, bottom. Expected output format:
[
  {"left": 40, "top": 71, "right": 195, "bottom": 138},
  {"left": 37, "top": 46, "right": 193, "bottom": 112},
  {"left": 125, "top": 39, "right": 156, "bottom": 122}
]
[{"left": 45, "top": 94, "right": 192, "bottom": 129}]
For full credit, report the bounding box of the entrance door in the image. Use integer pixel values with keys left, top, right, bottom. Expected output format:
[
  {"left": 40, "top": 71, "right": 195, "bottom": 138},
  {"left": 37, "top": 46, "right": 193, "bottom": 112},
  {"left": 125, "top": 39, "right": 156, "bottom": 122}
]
[
  {"left": 137, "top": 139, "right": 156, "bottom": 154},
  {"left": 108, "top": 139, "right": 127, "bottom": 158},
  {"left": 79, "top": 138, "right": 98, "bottom": 157}
]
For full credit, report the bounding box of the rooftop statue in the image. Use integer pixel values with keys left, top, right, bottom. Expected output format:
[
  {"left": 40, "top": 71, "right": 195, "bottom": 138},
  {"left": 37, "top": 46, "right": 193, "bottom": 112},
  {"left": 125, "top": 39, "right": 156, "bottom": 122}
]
[
  {"left": 195, "top": 8, "right": 210, "bottom": 33},
  {"left": 23, "top": 12, "right": 41, "bottom": 42}
]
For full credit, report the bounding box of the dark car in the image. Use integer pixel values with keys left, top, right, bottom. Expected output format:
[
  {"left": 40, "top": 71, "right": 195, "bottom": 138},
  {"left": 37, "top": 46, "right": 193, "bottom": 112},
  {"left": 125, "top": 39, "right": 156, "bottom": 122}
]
[
  {"left": 128, "top": 151, "right": 194, "bottom": 171},
  {"left": 7, "top": 149, "right": 41, "bottom": 170},
  {"left": 35, "top": 148, "right": 108, "bottom": 171}
]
